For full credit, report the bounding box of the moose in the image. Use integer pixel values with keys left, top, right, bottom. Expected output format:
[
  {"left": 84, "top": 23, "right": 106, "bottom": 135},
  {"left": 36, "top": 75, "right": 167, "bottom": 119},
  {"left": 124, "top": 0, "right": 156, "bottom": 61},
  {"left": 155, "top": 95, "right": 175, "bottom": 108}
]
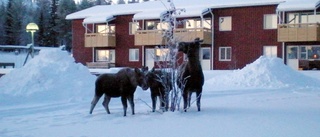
[
  {"left": 177, "top": 38, "right": 204, "bottom": 112},
  {"left": 89, "top": 67, "right": 149, "bottom": 116},
  {"left": 142, "top": 66, "right": 172, "bottom": 112}
]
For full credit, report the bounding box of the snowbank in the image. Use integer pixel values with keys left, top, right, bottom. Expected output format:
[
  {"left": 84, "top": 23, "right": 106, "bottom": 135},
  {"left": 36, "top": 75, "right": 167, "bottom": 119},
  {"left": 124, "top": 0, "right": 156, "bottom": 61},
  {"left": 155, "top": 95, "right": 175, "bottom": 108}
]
[
  {"left": 1, "top": 54, "right": 320, "bottom": 106},
  {"left": 204, "top": 56, "right": 320, "bottom": 90},
  {"left": 0, "top": 49, "right": 96, "bottom": 106}
]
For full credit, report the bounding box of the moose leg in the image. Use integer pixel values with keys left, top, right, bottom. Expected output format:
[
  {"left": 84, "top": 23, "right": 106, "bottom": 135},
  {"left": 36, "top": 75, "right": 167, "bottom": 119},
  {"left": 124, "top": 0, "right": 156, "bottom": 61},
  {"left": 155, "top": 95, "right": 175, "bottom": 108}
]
[
  {"left": 164, "top": 91, "right": 169, "bottom": 111},
  {"left": 102, "top": 96, "right": 111, "bottom": 114},
  {"left": 121, "top": 96, "right": 128, "bottom": 116},
  {"left": 90, "top": 95, "right": 101, "bottom": 114},
  {"left": 151, "top": 94, "right": 157, "bottom": 112},
  {"left": 196, "top": 91, "right": 202, "bottom": 111},
  {"left": 127, "top": 95, "right": 135, "bottom": 115},
  {"left": 188, "top": 91, "right": 192, "bottom": 108},
  {"left": 183, "top": 91, "right": 188, "bottom": 112},
  {"left": 165, "top": 93, "right": 169, "bottom": 111}
]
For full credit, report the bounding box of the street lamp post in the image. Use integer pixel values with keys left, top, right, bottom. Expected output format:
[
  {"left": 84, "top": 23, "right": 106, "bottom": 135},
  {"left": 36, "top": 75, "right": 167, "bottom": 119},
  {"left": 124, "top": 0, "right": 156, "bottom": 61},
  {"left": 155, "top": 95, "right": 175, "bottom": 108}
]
[{"left": 26, "top": 23, "right": 39, "bottom": 58}]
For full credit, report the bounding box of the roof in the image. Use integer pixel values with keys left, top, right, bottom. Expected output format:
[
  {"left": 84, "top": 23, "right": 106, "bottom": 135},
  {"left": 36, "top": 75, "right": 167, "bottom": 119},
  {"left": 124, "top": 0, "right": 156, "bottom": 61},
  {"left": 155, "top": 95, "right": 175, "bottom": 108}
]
[
  {"left": 66, "top": 0, "right": 286, "bottom": 24},
  {"left": 277, "top": 0, "right": 320, "bottom": 11}
]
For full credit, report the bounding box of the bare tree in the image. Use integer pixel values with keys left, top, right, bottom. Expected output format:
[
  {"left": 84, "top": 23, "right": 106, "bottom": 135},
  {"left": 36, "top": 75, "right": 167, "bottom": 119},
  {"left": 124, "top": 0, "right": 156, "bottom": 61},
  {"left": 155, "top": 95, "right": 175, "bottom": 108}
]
[{"left": 156, "top": 0, "right": 187, "bottom": 112}]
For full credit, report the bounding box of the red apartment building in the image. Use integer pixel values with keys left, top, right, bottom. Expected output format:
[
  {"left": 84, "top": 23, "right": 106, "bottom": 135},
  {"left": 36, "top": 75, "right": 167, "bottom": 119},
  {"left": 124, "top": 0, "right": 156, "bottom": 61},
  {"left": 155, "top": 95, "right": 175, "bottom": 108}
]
[{"left": 66, "top": 0, "right": 320, "bottom": 70}]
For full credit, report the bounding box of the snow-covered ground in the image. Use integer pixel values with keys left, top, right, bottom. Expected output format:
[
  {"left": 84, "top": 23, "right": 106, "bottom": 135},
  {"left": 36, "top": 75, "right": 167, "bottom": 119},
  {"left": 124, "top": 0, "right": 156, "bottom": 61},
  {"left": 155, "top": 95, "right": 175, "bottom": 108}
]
[{"left": 0, "top": 49, "right": 320, "bottom": 137}]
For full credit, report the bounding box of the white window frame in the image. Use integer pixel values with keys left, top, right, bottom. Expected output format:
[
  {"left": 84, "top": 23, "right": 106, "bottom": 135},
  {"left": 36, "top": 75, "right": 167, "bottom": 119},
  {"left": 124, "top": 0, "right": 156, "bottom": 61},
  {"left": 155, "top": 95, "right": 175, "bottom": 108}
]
[
  {"left": 155, "top": 48, "right": 169, "bottom": 61},
  {"left": 129, "top": 48, "right": 139, "bottom": 61},
  {"left": 263, "top": 46, "right": 277, "bottom": 57},
  {"left": 96, "top": 49, "right": 115, "bottom": 63},
  {"left": 264, "top": 14, "right": 277, "bottom": 29},
  {"left": 129, "top": 22, "right": 139, "bottom": 35},
  {"left": 219, "top": 16, "right": 232, "bottom": 31},
  {"left": 219, "top": 47, "right": 231, "bottom": 61},
  {"left": 288, "top": 12, "right": 320, "bottom": 24},
  {"left": 96, "top": 24, "right": 115, "bottom": 33},
  {"left": 185, "top": 18, "right": 211, "bottom": 29},
  {"left": 145, "top": 21, "right": 169, "bottom": 30}
]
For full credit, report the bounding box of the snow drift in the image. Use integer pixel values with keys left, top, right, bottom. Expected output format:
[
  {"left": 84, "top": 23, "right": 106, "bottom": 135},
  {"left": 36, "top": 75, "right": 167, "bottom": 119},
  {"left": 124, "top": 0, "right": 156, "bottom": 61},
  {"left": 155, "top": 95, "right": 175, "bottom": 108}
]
[
  {"left": 0, "top": 49, "right": 96, "bottom": 106},
  {"left": 204, "top": 56, "right": 320, "bottom": 90}
]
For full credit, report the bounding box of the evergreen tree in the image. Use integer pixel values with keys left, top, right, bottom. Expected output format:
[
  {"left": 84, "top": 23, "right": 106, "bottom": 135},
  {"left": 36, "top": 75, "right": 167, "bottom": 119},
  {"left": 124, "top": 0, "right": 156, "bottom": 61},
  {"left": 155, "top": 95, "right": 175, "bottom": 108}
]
[
  {"left": 95, "top": 0, "right": 104, "bottom": 5},
  {"left": 47, "top": 0, "right": 58, "bottom": 47},
  {"left": 128, "top": 0, "right": 139, "bottom": 4},
  {"left": 5, "top": 0, "right": 25, "bottom": 45},
  {"left": 117, "top": 0, "right": 125, "bottom": 4},
  {"left": 5, "top": 0, "right": 15, "bottom": 45},
  {"left": 0, "top": 1, "right": 6, "bottom": 44},
  {"left": 36, "top": 0, "right": 51, "bottom": 46},
  {"left": 105, "top": 0, "right": 112, "bottom": 5},
  {"left": 57, "top": 0, "right": 77, "bottom": 51},
  {"left": 78, "top": 0, "right": 94, "bottom": 10}
]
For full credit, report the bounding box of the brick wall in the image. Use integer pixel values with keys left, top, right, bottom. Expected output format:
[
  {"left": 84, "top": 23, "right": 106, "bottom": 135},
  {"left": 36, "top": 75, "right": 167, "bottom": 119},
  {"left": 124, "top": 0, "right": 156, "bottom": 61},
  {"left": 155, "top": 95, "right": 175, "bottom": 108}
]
[
  {"left": 114, "top": 15, "right": 143, "bottom": 68},
  {"left": 212, "top": 5, "right": 281, "bottom": 69},
  {"left": 72, "top": 19, "right": 92, "bottom": 65}
]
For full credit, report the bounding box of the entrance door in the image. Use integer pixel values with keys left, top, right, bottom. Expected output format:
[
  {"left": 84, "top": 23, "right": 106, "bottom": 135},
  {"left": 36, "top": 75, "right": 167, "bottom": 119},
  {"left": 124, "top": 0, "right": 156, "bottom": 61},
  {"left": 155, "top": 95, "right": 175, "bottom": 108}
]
[
  {"left": 201, "top": 48, "right": 211, "bottom": 70},
  {"left": 286, "top": 46, "right": 299, "bottom": 70},
  {"left": 145, "top": 48, "right": 155, "bottom": 69}
]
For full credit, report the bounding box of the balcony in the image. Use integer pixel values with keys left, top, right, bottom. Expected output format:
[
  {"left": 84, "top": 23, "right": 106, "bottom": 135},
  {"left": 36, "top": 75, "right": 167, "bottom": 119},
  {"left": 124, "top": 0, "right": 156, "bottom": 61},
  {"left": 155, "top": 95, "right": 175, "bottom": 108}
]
[
  {"left": 278, "top": 23, "right": 320, "bottom": 42},
  {"left": 134, "top": 28, "right": 212, "bottom": 45},
  {"left": 85, "top": 33, "right": 116, "bottom": 47},
  {"left": 134, "top": 30, "right": 166, "bottom": 45},
  {"left": 174, "top": 28, "right": 212, "bottom": 44}
]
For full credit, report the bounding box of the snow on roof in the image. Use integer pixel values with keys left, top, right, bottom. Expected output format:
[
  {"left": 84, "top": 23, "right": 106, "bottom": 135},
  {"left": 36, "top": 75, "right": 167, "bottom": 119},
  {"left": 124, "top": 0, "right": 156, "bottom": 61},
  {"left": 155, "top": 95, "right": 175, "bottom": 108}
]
[
  {"left": 66, "top": 1, "right": 165, "bottom": 20},
  {"left": 66, "top": 0, "right": 285, "bottom": 24},
  {"left": 83, "top": 15, "right": 115, "bottom": 24},
  {"left": 277, "top": 0, "right": 320, "bottom": 11}
]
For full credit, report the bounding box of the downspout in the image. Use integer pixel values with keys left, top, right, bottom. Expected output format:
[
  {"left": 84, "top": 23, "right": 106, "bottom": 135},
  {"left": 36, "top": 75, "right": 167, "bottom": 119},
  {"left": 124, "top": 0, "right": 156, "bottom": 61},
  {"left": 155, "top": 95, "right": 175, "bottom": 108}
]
[
  {"left": 82, "top": 23, "right": 93, "bottom": 33},
  {"left": 209, "top": 9, "right": 214, "bottom": 70},
  {"left": 133, "top": 18, "right": 145, "bottom": 67},
  {"left": 281, "top": 11, "right": 285, "bottom": 64},
  {"left": 92, "top": 47, "right": 95, "bottom": 62},
  {"left": 92, "top": 23, "right": 95, "bottom": 62}
]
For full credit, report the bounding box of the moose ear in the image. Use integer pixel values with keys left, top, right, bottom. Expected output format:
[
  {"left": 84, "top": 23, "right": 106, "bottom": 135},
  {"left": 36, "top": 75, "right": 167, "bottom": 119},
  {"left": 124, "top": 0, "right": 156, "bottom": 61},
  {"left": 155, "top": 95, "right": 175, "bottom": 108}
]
[
  {"left": 134, "top": 68, "right": 140, "bottom": 73},
  {"left": 194, "top": 38, "right": 203, "bottom": 43}
]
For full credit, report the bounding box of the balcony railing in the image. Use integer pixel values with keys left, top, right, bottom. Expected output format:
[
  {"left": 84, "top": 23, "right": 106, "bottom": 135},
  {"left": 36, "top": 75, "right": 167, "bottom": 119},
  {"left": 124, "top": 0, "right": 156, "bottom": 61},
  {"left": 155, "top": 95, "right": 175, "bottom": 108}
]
[
  {"left": 85, "top": 33, "right": 116, "bottom": 47},
  {"left": 134, "top": 28, "right": 212, "bottom": 45},
  {"left": 174, "top": 28, "right": 211, "bottom": 44},
  {"left": 134, "top": 30, "right": 166, "bottom": 45},
  {"left": 278, "top": 23, "right": 320, "bottom": 42}
]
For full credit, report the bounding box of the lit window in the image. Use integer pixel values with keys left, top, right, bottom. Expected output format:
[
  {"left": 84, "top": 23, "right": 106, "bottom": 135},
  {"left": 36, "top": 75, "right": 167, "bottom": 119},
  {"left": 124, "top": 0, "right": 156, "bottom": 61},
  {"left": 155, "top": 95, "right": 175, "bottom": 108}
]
[
  {"left": 96, "top": 49, "right": 115, "bottom": 62},
  {"left": 264, "top": 14, "right": 277, "bottom": 29},
  {"left": 129, "top": 22, "right": 139, "bottom": 35},
  {"left": 146, "top": 21, "right": 158, "bottom": 30},
  {"left": 219, "top": 16, "right": 232, "bottom": 31},
  {"left": 288, "top": 13, "right": 320, "bottom": 24},
  {"left": 185, "top": 18, "right": 211, "bottom": 29},
  {"left": 129, "top": 49, "right": 139, "bottom": 61},
  {"left": 155, "top": 48, "right": 169, "bottom": 61},
  {"left": 96, "top": 24, "right": 115, "bottom": 33},
  {"left": 263, "top": 46, "right": 277, "bottom": 57},
  {"left": 146, "top": 21, "right": 168, "bottom": 30},
  {"left": 219, "top": 47, "right": 231, "bottom": 61}
]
